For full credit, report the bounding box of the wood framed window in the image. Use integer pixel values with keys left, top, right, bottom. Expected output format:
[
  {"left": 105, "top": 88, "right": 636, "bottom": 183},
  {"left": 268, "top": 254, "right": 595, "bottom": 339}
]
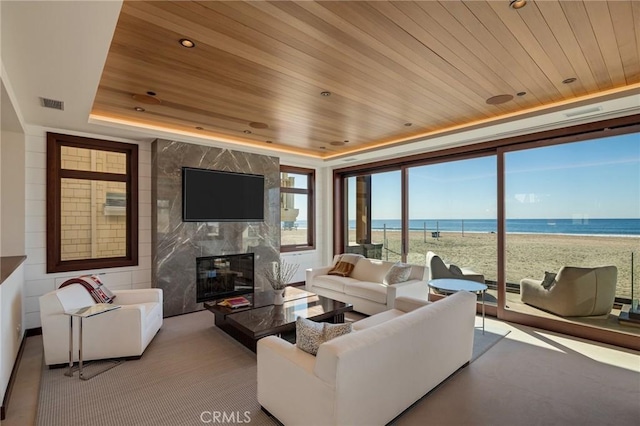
[
  {"left": 46, "top": 133, "right": 138, "bottom": 273},
  {"left": 280, "top": 166, "right": 315, "bottom": 252}
]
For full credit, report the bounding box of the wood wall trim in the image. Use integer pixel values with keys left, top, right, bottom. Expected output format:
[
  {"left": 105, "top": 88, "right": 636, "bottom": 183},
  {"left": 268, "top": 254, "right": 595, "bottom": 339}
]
[
  {"left": 333, "top": 170, "right": 344, "bottom": 256},
  {"left": 401, "top": 167, "right": 409, "bottom": 260}
]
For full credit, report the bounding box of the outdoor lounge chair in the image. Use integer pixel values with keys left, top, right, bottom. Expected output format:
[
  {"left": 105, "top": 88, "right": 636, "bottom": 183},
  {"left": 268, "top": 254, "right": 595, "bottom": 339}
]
[
  {"left": 520, "top": 266, "right": 617, "bottom": 317},
  {"left": 426, "top": 251, "right": 485, "bottom": 284}
]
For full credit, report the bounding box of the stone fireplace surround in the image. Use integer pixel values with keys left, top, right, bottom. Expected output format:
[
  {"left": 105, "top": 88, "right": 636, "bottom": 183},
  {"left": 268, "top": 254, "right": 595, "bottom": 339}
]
[{"left": 152, "top": 139, "right": 280, "bottom": 317}]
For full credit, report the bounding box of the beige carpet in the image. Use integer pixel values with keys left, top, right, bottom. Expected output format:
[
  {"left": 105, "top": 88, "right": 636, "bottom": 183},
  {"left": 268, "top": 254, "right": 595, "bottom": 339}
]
[{"left": 36, "top": 311, "right": 507, "bottom": 426}]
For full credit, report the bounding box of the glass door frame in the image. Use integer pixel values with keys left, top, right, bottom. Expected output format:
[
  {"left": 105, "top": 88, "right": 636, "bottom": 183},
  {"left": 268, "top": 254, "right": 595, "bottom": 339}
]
[
  {"left": 338, "top": 167, "right": 405, "bottom": 262},
  {"left": 335, "top": 153, "right": 488, "bottom": 263},
  {"left": 496, "top": 125, "right": 640, "bottom": 348}
]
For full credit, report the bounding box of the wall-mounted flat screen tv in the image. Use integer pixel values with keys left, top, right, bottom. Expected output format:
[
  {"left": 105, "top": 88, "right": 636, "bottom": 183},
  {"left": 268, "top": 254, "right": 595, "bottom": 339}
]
[
  {"left": 196, "top": 253, "right": 254, "bottom": 303},
  {"left": 182, "top": 167, "right": 265, "bottom": 222}
]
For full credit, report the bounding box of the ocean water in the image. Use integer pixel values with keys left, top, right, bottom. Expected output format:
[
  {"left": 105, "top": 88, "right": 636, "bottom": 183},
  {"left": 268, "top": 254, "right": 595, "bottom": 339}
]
[{"left": 292, "top": 219, "right": 640, "bottom": 236}]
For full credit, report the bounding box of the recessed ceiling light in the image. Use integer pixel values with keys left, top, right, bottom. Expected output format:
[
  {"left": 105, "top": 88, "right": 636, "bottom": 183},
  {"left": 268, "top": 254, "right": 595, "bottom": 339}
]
[
  {"left": 320, "top": 91, "right": 331, "bottom": 97},
  {"left": 195, "top": 126, "right": 203, "bottom": 130},
  {"left": 562, "top": 77, "right": 577, "bottom": 84},
  {"left": 509, "top": 0, "right": 527, "bottom": 9},
  {"left": 249, "top": 122, "right": 269, "bottom": 129},
  {"left": 486, "top": 94, "right": 514, "bottom": 105},
  {"left": 243, "top": 130, "right": 252, "bottom": 134},
  {"left": 265, "top": 140, "right": 273, "bottom": 144},
  {"left": 343, "top": 140, "right": 349, "bottom": 143},
  {"left": 516, "top": 91, "right": 527, "bottom": 96},
  {"left": 404, "top": 122, "right": 413, "bottom": 127},
  {"left": 134, "top": 107, "right": 145, "bottom": 112},
  {"left": 179, "top": 38, "right": 195, "bottom": 48},
  {"left": 319, "top": 146, "right": 327, "bottom": 150},
  {"left": 146, "top": 91, "right": 157, "bottom": 96}
]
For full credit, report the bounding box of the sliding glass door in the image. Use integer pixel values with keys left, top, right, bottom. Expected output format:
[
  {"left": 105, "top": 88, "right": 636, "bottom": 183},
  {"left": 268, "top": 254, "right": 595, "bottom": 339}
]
[
  {"left": 344, "top": 170, "right": 402, "bottom": 262},
  {"left": 503, "top": 132, "right": 639, "bottom": 335},
  {"left": 407, "top": 156, "right": 497, "bottom": 303},
  {"left": 335, "top": 118, "right": 640, "bottom": 349},
  {"left": 342, "top": 156, "right": 498, "bottom": 281}
]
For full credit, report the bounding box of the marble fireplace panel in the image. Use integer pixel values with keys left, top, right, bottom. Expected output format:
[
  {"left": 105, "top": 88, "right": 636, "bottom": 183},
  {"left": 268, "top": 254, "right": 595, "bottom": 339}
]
[{"left": 152, "top": 139, "right": 280, "bottom": 317}]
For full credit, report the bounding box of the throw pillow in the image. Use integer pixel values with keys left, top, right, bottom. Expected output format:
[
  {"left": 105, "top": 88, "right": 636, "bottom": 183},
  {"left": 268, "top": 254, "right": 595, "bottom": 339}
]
[
  {"left": 296, "top": 317, "right": 353, "bottom": 356},
  {"left": 328, "top": 253, "right": 363, "bottom": 277},
  {"left": 448, "top": 264, "right": 464, "bottom": 276},
  {"left": 541, "top": 271, "right": 557, "bottom": 290},
  {"left": 322, "top": 322, "right": 352, "bottom": 341},
  {"left": 296, "top": 317, "right": 325, "bottom": 355},
  {"left": 383, "top": 262, "right": 412, "bottom": 285}
]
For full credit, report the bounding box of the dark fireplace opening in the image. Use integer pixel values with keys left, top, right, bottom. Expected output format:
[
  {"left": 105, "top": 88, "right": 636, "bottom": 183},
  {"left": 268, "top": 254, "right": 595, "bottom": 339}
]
[{"left": 196, "top": 253, "right": 254, "bottom": 303}]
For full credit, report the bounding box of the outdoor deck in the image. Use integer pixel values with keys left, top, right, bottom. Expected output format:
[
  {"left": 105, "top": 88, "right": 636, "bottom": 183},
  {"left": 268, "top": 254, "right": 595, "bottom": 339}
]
[{"left": 482, "top": 288, "right": 639, "bottom": 337}]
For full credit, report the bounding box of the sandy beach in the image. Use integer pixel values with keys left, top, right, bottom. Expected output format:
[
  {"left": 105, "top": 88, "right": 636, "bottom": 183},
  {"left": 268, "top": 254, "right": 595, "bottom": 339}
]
[{"left": 283, "top": 229, "right": 639, "bottom": 299}]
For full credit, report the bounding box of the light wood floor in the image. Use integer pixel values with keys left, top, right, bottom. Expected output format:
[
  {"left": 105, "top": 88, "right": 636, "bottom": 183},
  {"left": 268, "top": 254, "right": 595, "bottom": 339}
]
[{"left": 4, "top": 316, "right": 639, "bottom": 426}]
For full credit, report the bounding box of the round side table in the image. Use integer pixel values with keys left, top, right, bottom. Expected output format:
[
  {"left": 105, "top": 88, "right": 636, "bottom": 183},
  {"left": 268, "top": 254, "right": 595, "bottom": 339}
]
[{"left": 428, "top": 278, "right": 487, "bottom": 334}]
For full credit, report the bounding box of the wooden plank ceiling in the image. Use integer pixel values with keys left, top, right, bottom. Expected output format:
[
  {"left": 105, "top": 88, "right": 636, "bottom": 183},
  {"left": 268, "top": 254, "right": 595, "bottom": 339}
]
[{"left": 92, "top": 0, "right": 640, "bottom": 158}]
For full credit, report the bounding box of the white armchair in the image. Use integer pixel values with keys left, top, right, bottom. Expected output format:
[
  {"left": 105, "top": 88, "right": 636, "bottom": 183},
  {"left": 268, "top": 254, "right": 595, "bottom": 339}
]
[{"left": 39, "top": 283, "right": 163, "bottom": 366}]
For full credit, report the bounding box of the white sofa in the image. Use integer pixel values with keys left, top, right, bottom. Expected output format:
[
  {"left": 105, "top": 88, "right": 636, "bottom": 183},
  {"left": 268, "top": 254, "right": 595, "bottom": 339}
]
[
  {"left": 39, "top": 283, "right": 163, "bottom": 366},
  {"left": 305, "top": 257, "right": 428, "bottom": 315},
  {"left": 257, "top": 291, "right": 477, "bottom": 426}
]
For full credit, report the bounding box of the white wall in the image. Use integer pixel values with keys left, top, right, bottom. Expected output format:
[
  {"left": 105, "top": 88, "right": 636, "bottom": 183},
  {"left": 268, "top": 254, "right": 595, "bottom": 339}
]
[
  {"left": 280, "top": 166, "right": 333, "bottom": 282},
  {"left": 1, "top": 61, "right": 27, "bottom": 408},
  {"left": 0, "top": 263, "right": 24, "bottom": 404},
  {"left": 1, "top": 129, "right": 25, "bottom": 256},
  {"left": 319, "top": 166, "right": 335, "bottom": 263},
  {"left": 23, "top": 126, "right": 152, "bottom": 329}
]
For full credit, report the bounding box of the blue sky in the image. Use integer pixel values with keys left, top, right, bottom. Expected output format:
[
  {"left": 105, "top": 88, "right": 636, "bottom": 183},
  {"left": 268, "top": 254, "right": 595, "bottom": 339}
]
[{"left": 348, "top": 132, "right": 640, "bottom": 220}]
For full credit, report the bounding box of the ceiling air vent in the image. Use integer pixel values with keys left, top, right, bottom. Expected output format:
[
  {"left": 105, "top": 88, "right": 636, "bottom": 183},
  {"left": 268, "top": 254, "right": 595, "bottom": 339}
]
[
  {"left": 564, "top": 106, "right": 602, "bottom": 118},
  {"left": 40, "top": 97, "right": 64, "bottom": 110}
]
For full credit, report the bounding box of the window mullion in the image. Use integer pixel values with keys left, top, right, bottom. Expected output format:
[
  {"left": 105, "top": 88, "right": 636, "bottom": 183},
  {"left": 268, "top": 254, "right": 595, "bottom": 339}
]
[{"left": 60, "top": 169, "right": 128, "bottom": 182}]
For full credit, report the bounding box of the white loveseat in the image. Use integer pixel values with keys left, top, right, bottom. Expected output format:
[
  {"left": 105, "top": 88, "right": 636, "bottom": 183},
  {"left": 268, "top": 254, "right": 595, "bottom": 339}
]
[
  {"left": 39, "top": 283, "right": 163, "bottom": 366},
  {"left": 305, "top": 257, "right": 428, "bottom": 315},
  {"left": 257, "top": 291, "right": 477, "bottom": 425}
]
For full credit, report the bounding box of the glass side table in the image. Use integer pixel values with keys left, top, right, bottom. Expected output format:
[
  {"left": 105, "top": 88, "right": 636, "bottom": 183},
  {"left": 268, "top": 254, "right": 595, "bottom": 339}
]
[
  {"left": 64, "top": 304, "right": 122, "bottom": 380},
  {"left": 428, "top": 278, "right": 487, "bottom": 334}
]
